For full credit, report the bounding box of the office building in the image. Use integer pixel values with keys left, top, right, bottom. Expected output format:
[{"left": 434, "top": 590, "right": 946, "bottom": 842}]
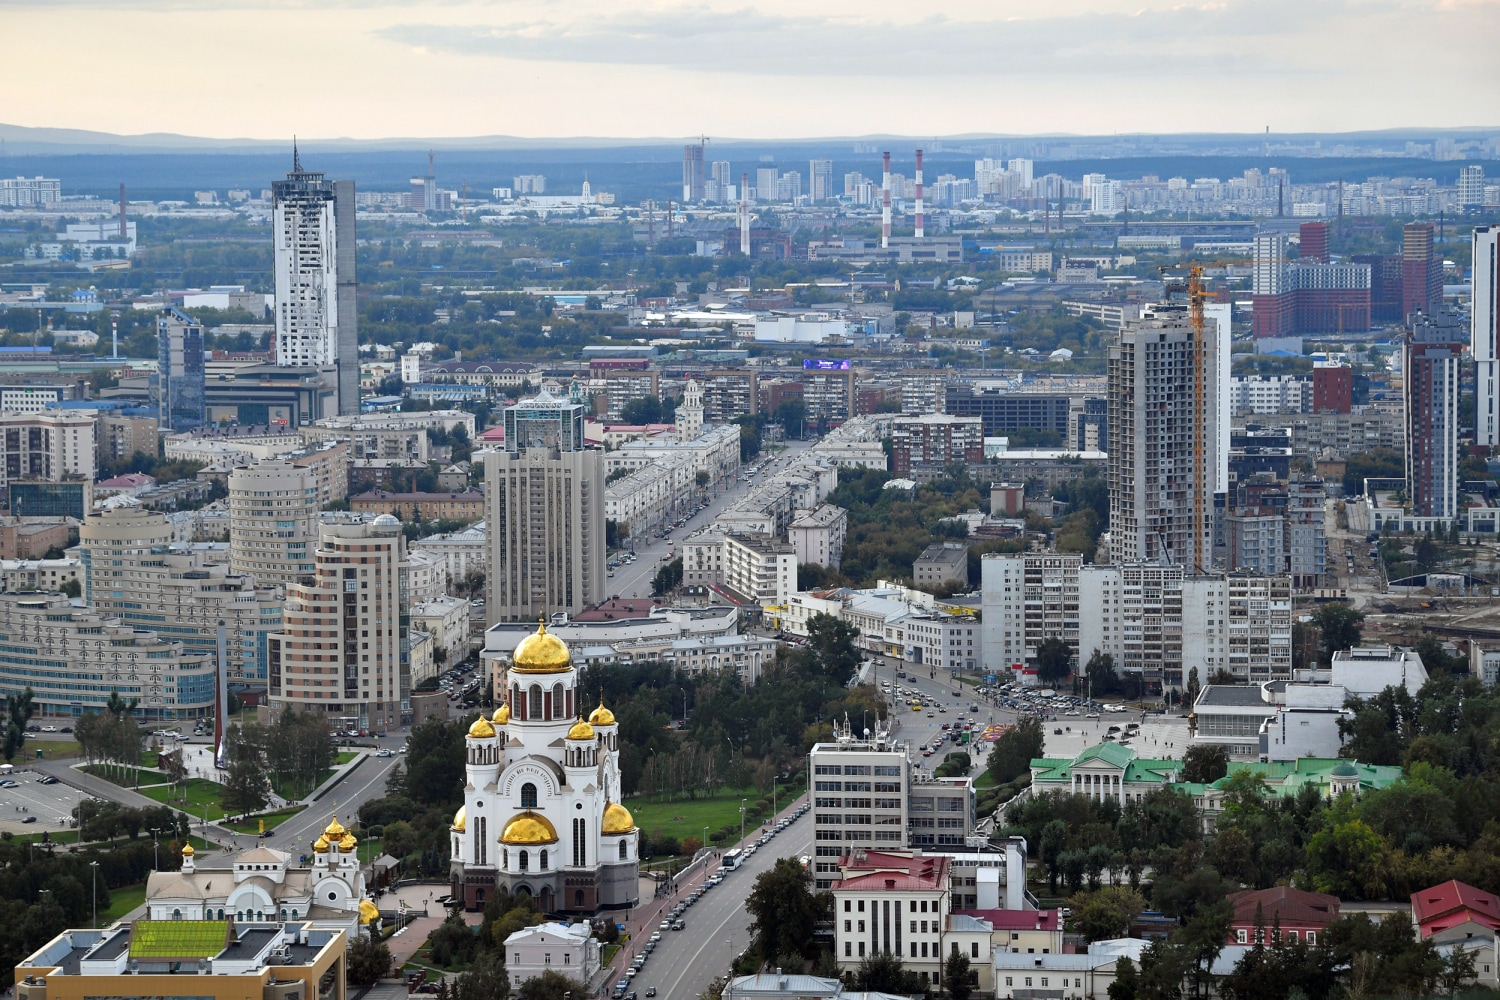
[
  {"left": 810, "top": 159, "right": 835, "bottom": 202},
  {"left": 891, "top": 414, "right": 983, "bottom": 479},
  {"left": 449, "top": 623, "right": 640, "bottom": 913},
  {"left": 829, "top": 851, "right": 956, "bottom": 984},
  {"left": 80, "top": 507, "right": 282, "bottom": 683},
  {"left": 272, "top": 153, "right": 359, "bottom": 414},
  {"left": 682, "top": 144, "right": 705, "bottom": 202},
  {"left": 0, "top": 592, "right": 214, "bottom": 721},
  {"left": 1405, "top": 309, "right": 1463, "bottom": 521},
  {"left": 9, "top": 476, "right": 91, "bottom": 519},
  {"left": 155, "top": 308, "right": 207, "bottom": 432},
  {"left": 809, "top": 719, "right": 912, "bottom": 889},
  {"left": 943, "top": 387, "right": 1074, "bottom": 438},
  {"left": 16, "top": 922, "right": 349, "bottom": 1000},
  {"left": 229, "top": 459, "right": 321, "bottom": 593},
  {"left": 1107, "top": 307, "right": 1218, "bottom": 567},
  {"left": 1474, "top": 226, "right": 1500, "bottom": 447},
  {"left": 487, "top": 390, "right": 606, "bottom": 623},
  {"left": 1402, "top": 221, "right": 1443, "bottom": 320},
  {"left": 268, "top": 516, "right": 411, "bottom": 731}
]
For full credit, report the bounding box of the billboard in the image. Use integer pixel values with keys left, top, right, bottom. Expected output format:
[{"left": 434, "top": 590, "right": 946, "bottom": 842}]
[{"left": 802, "top": 359, "right": 851, "bottom": 370}]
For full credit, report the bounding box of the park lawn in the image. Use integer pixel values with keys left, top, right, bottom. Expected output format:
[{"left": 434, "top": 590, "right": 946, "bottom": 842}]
[
  {"left": 335, "top": 752, "right": 359, "bottom": 765},
  {"left": 629, "top": 786, "right": 783, "bottom": 848},
  {"left": 26, "top": 739, "right": 82, "bottom": 761},
  {"left": 9, "top": 828, "right": 81, "bottom": 846},
  {"left": 974, "top": 769, "right": 998, "bottom": 790},
  {"left": 225, "top": 806, "right": 305, "bottom": 834},
  {"left": 102, "top": 882, "right": 147, "bottom": 922},
  {"left": 83, "top": 765, "right": 169, "bottom": 788},
  {"left": 135, "top": 778, "right": 230, "bottom": 822}
]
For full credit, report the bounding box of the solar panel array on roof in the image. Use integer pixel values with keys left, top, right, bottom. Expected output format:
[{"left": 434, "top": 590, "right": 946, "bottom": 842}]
[{"left": 128, "top": 921, "right": 230, "bottom": 960}]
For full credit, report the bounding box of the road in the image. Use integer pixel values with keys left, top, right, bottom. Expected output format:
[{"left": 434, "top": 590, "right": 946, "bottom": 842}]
[
  {"left": 865, "top": 660, "right": 1016, "bottom": 783},
  {"left": 610, "top": 441, "right": 814, "bottom": 601}
]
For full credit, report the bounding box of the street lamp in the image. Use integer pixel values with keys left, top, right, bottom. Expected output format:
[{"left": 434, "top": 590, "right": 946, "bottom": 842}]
[
  {"left": 739, "top": 798, "right": 746, "bottom": 845},
  {"left": 90, "top": 860, "right": 99, "bottom": 928},
  {"left": 703, "top": 826, "right": 709, "bottom": 855}
]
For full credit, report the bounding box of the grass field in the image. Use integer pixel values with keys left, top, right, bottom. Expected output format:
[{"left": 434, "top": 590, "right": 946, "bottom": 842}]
[
  {"left": 8, "top": 828, "right": 81, "bottom": 846},
  {"left": 630, "top": 785, "right": 791, "bottom": 847},
  {"left": 102, "top": 882, "right": 147, "bottom": 922},
  {"left": 135, "top": 778, "right": 231, "bottom": 821},
  {"left": 974, "top": 769, "right": 997, "bottom": 790},
  {"left": 26, "top": 739, "right": 82, "bottom": 761},
  {"left": 82, "top": 765, "right": 168, "bottom": 787},
  {"left": 335, "top": 752, "right": 359, "bottom": 765},
  {"left": 225, "top": 806, "right": 305, "bottom": 834}
]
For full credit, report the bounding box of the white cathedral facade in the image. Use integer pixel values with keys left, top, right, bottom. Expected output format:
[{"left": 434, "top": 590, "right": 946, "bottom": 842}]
[{"left": 449, "top": 621, "right": 640, "bottom": 913}]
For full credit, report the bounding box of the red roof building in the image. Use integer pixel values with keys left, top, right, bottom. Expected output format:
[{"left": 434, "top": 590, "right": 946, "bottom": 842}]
[
  {"left": 1412, "top": 881, "right": 1500, "bottom": 938},
  {"left": 832, "top": 852, "right": 953, "bottom": 985},
  {"left": 1226, "top": 887, "right": 1340, "bottom": 946}
]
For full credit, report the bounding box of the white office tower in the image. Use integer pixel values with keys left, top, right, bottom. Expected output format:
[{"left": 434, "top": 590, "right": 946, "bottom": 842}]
[
  {"left": 1108, "top": 307, "right": 1219, "bottom": 567},
  {"left": 1460, "top": 165, "right": 1486, "bottom": 209},
  {"left": 269, "top": 516, "right": 410, "bottom": 732},
  {"left": 1474, "top": 225, "right": 1500, "bottom": 447},
  {"left": 229, "top": 459, "right": 320, "bottom": 592},
  {"left": 677, "top": 378, "right": 704, "bottom": 440},
  {"left": 1253, "top": 232, "right": 1287, "bottom": 295},
  {"left": 272, "top": 151, "right": 359, "bottom": 414},
  {"left": 486, "top": 389, "right": 606, "bottom": 624},
  {"left": 808, "top": 716, "right": 910, "bottom": 890}
]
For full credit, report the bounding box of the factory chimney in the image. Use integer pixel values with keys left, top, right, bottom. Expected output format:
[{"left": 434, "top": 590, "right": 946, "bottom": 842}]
[
  {"left": 740, "top": 172, "right": 751, "bottom": 255},
  {"left": 914, "top": 149, "right": 924, "bottom": 239},
  {"left": 118, "top": 183, "right": 127, "bottom": 238},
  {"left": 881, "top": 152, "right": 892, "bottom": 249}
]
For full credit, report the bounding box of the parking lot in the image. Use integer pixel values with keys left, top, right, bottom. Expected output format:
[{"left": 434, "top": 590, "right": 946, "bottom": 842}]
[{"left": 0, "top": 769, "right": 85, "bottom": 834}]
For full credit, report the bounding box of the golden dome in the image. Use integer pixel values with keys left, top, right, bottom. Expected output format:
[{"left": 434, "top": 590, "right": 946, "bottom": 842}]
[
  {"left": 588, "top": 700, "right": 616, "bottom": 726},
  {"left": 452, "top": 805, "right": 466, "bottom": 832},
  {"left": 340, "top": 832, "right": 358, "bottom": 851},
  {"left": 500, "top": 810, "right": 559, "bottom": 845},
  {"left": 181, "top": 843, "right": 195, "bottom": 857},
  {"left": 493, "top": 702, "right": 511, "bottom": 725},
  {"left": 323, "top": 816, "right": 346, "bottom": 839},
  {"left": 512, "top": 620, "right": 571, "bottom": 673},
  {"left": 313, "top": 836, "right": 330, "bottom": 853},
  {"left": 358, "top": 899, "right": 380, "bottom": 925},
  {"left": 567, "top": 717, "right": 595, "bottom": 741},
  {"left": 468, "top": 714, "right": 496, "bottom": 739},
  {"left": 602, "top": 802, "right": 635, "bottom": 835}
]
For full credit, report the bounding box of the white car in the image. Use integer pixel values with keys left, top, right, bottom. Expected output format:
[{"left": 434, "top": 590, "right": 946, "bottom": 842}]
[{"left": 40, "top": 726, "right": 56, "bottom": 733}]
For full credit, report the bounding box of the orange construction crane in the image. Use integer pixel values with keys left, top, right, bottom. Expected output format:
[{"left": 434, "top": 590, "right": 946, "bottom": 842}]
[{"left": 1157, "top": 262, "right": 1221, "bottom": 571}]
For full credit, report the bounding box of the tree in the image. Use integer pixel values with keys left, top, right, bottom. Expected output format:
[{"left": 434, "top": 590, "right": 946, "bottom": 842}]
[
  {"left": 60, "top": 578, "right": 81, "bottom": 598},
  {"left": 1179, "top": 745, "right": 1229, "bottom": 784},
  {"left": 1312, "top": 604, "right": 1364, "bottom": 665},
  {"left": 652, "top": 558, "right": 683, "bottom": 596},
  {"left": 345, "top": 934, "right": 393, "bottom": 985},
  {"left": 158, "top": 748, "right": 188, "bottom": 802},
  {"left": 944, "top": 948, "right": 973, "bottom": 1000},
  {"left": 805, "top": 613, "right": 862, "bottom": 683},
  {"left": 851, "top": 953, "right": 925, "bottom": 994},
  {"left": 1070, "top": 886, "right": 1147, "bottom": 942},
  {"left": 517, "top": 970, "right": 587, "bottom": 1000},
  {"left": 1109, "top": 956, "right": 1139, "bottom": 1000},
  {"left": 746, "top": 858, "right": 827, "bottom": 963},
  {"left": 1085, "top": 649, "right": 1120, "bottom": 695},
  {"left": 221, "top": 724, "right": 271, "bottom": 816},
  {"left": 1035, "top": 637, "right": 1072, "bottom": 685},
  {"left": 987, "top": 715, "right": 1044, "bottom": 785},
  {"left": 456, "top": 951, "right": 511, "bottom": 1000},
  {"left": 1, "top": 687, "right": 35, "bottom": 763}
]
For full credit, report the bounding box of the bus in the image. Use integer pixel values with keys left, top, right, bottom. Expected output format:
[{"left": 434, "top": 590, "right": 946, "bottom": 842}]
[{"left": 719, "top": 848, "right": 745, "bottom": 872}]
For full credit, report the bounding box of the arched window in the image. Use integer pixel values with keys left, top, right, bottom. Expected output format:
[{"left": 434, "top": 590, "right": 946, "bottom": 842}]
[
  {"left": 173, "top": 908, "right": 181, "bottom": 920},
  {"left": 519, "top": 850, "right": 530, "bottom": 872},
  {"left": 619, "top": 841, "right": 628, "bottom": 860},
  {"left": 281, "top": 908, "right": 287, "bottom": 920},
  {"left": 575, "top": 889, "right": 585, "bottom": 907},
  {"left": 529, "top": 686, "right": 543, "bottom": 719},
  {"left": 521, "top": 782, "right": 538, "bottom": 808},
  {"left": 503, "top": 849, "right": 508, "bottom": 868},
  {"left": 218, "top": 909, "right": 224, "bottom": 920},
  {"left": 291, "top": 909, "right": 298, "bottom": 919},
  {"left": 553, "top": 684, "right": 565, "bottom": 720}
]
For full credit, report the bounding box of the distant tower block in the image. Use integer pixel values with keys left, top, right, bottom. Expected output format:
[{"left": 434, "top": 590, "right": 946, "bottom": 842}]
[
  {"left": 914, "top": 149, "right": 925, "bottom": 239},
  {"left": 881, "top": 151, "right": 892, "bottom": 249},
  {"left": 740, "top": 172, "right": 751, "bottom": 255}
]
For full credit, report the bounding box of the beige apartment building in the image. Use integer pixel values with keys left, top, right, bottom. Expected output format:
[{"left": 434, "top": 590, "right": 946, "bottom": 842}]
[{"left": 228, "top": 459, "right": 320, "bottom": 592}]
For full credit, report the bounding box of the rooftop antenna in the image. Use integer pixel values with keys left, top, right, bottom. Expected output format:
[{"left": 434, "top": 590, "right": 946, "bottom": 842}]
[{"left": 293, "top": 136, "right": 301, "bottom": 173}]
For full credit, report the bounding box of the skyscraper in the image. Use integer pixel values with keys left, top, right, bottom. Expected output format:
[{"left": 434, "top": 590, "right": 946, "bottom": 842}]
[
  {"left": 272, "top": 151, "right": 359, "bottom": 414},
  {"left": 1405, "top": 308, "right": 1463, "bottom": 521},
  {"left": 486, "top": 389, "right": 606, "bottom": 624},
  {"left": 1459, "top": 165, "right": 1486, "bottom": 210},
  {"left": 154, "top": 308, "right": 205, "bottom": 432},
  {"left": 268, "top": 515, "right": 410, "bottom": 731},
  {"left": 1299, "top": 221, "right": 1330, "bottom": 263},
  {"left": 1107, "top": 306, "right": 1219, "bottom": 567},
  {"left": 1474, "top": 225, "right": 1500, "bottom": 447},
  {"left": 1402, "top": 221, "right": 1443, "bottom": 321},
  {"left": 809, "top": 159, "right": 834, "bottom": 202},
  {"left": 228, "top": 459, "right": 320, "bottom": 592},
  {"left": 682, "top": 143, "right": 705, "bottom": 202},
  {"left": 756, "top": 166, "right": 778, "bottom": 203}
]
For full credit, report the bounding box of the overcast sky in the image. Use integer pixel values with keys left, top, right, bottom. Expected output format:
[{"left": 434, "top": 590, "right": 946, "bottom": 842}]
[{"left": 4, "top": 0, "right": 1497, "bottom": 140}]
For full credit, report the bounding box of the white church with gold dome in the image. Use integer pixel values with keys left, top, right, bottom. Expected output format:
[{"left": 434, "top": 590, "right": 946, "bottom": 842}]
[{"left": 449, "top": 620, "right": 639, "bottom": 914}]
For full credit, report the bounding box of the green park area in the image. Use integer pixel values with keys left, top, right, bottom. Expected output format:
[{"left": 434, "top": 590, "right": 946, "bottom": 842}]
[
  {"left": 225, "top": 806, "right": 305, "bottom": 834},
  {"left": 102, "top": 882, "right": 147, "bottom": 922},
  {"left": 135, "top": 777, "right": 233, "bottom": 822},
  {"left": 630, "top": 782, "right": 796, "bottom": 852}
]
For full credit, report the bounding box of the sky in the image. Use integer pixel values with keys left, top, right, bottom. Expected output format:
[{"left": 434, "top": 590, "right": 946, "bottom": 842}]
[{"left": 3, "top": 0, "right": 1498, "bottom": 140}]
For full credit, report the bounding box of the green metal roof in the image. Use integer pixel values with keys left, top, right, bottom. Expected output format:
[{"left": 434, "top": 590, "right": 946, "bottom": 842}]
[{"left": 128, "top": 921, "right": 230, "bottom": 960}]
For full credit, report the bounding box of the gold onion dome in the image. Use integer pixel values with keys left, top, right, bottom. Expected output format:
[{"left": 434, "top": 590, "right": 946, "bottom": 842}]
[
  {"left": 602, "top": 802, "right": 635, "bottom": 835},
  {"left": 339, "top": 832, "right": 357, "bottom": 851},
  {"left": 323, "top": 816, "right": 346, "bottom": 839},
  {"left": 512, "top": 620, "right": 571, "bottom": 673},
  {"left": 358, "top": 899, "right": 380, "bottom": 925},
  {"left": 500, "top": 810, "right": 559, "bottom": 845},
  {"left": 313, "top": 836, "right": 330, "bottom": 853},
  {"left": 181, "top": 843, "right": 195, "bottom": 857},
  {"left": 588, "top": 700, "right": 616, "bottom": 726},
  {"left": 567, "top": 717, "right": 595, "bottom": 741},
  {"left": 452, "top": 805, "right": 466, "bottom": 832},
  {"left": 492, "top": 702, "right": 511, "bottom": 725},
  {"left": 468, "top": 714, "right": 496, "bottom": 739}
]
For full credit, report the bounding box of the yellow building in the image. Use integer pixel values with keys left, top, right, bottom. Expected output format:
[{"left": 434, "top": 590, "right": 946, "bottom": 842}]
[{"left": 16, "top": 920, "right": 346, "bottom": 1000}]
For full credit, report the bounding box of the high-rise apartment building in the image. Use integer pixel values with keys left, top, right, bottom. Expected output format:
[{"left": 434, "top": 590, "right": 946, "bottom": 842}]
[
  {"left": 1402, "top": 221, "right": 1443, "bottom": 321},
  {"left": 80, "top": 507, "right": 282, "bottom": 682},
  {"left": 268, "top": 516, "right": 410, "bottom": 730},
  {"left": 0, "top": 410, "right": 96, "bottom": 488},
  {"left": 1299, "top": 221, "right": 1330, "bottom": 263},
  {"left": 809, "top": 159, "right": 835, "bottom": 202},
  {"left": 1459, "top": 165, "right": 1486, "bottom": 209},
  {"left": 889, "top": 414, "right": 983, "bottom": 479},
  {"left": 1405, "top": 308, "right": 1463, "bottom": 521},
  {"left": 272, "top": 154, "right": 359, "bottom": 414},
  {"left": 1107, "top": 307, "right": 1218, "bottom": 567},
  {"left": 755, "top": 166, "right": 778, "bottom": 203},
  {"left": 1473, "top": 225, "right": 1500, "bottom": 447},
  {"left": 487, "top": 391, "right": 605, "bottom": 624},
  {"left": 155, "top": 308, "right": 206, "bottom": 432},
  {"left": 228, "top": 459, "right": 320, "bottom": 592},
  {"left": 1312, "top": 361, "right": 1353, "bottom": 414},
  {"left": 682, "top": 144, "right": 706, "bottom": 202}
]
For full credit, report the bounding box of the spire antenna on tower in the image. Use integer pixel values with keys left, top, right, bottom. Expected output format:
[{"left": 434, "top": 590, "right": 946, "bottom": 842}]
[{"left": 293, "top": 136, "right": 301, "bottom": 173}]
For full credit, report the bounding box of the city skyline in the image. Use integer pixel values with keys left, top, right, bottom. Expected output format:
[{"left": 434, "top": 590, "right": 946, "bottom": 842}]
[{"left": 2, "top": 0, "right": 1497, "bottom": 140}]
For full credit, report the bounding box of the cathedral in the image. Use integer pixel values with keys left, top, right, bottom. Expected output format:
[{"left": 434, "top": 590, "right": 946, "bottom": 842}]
[{"left": 450, "top": 621, "right": 640, "bottom": 914}]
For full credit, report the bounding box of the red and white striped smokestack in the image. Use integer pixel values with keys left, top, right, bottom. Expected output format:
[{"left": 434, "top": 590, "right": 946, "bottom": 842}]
[
  {"left": 740, "top": 172, "right": 751, "bottom": 255},
  {"left": 881, "top": 151, "right": 892, "bottom": 249},
  {"left": 914, "top": 149, "right": 924, "bottom": 240}
]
